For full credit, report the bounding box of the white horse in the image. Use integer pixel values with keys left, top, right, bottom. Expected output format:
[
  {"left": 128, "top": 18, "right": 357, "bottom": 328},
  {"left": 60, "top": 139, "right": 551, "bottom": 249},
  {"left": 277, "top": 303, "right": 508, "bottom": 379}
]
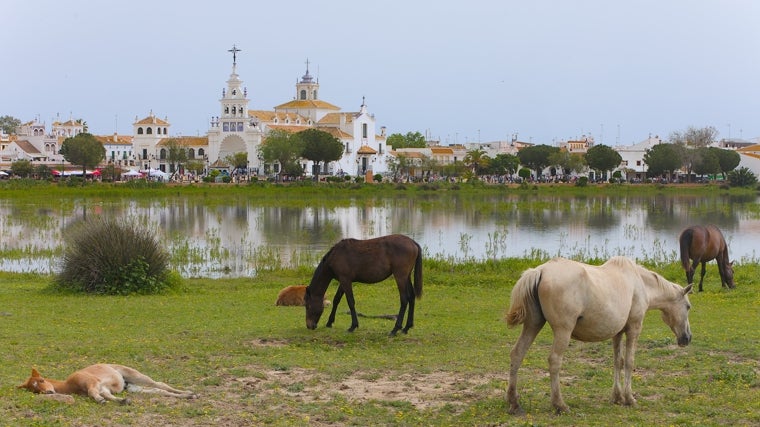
[{"left": 506, "top": 257, "right": 693, "bottom": 414}]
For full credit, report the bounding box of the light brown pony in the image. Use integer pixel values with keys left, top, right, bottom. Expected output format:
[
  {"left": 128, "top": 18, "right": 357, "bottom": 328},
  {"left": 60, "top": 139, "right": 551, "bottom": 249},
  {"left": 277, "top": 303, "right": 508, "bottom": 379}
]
[
  {"left": 679, "top": 224, "right": 735, "bottom": 292},
  {"left": 276, "top": 285, "right": 331, "bottom": 307},
  {"left": 506, "top": 257, "right": 692, "bottom": 414},
  {"left": 19, "top": 364, "right": 197, "bottom": 404},
  {"left": 276, "top": 285, "right": 309, "bottom": 306}
]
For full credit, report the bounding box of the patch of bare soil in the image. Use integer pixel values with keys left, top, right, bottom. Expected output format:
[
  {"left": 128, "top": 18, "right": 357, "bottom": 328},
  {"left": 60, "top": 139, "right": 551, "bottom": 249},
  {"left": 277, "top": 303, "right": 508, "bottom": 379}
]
[{"left": 233, "top": 367, "right": 508, "bottom": 410}]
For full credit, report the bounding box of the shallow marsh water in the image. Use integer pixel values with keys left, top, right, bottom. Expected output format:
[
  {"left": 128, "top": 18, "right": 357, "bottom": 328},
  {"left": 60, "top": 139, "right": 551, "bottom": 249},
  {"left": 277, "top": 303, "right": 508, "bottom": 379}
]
[{"left": 1, "top": 192, "right": 758, "bottom": 277}]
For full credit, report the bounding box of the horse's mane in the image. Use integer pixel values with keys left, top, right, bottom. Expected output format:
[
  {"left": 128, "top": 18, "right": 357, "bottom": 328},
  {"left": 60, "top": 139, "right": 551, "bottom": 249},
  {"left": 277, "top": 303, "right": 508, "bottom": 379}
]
[
  {"left": 307, "top": 247, "right": 335, "bottom": 290},
  {"left": 604, "top": 256, "right": 637, "bottom": 270},
  {"left": 635, "top": 263, "right": 682, "bottom": 297},
  {"left": 605, "top": 257, "right": 681, "bottom": 296}
]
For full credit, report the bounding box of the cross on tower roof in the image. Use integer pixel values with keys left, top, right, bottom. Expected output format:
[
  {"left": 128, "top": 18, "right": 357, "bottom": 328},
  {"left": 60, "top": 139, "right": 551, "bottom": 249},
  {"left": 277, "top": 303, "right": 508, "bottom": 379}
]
[{"left": 228, "top": 44, "right": 241, "bottom": 65}]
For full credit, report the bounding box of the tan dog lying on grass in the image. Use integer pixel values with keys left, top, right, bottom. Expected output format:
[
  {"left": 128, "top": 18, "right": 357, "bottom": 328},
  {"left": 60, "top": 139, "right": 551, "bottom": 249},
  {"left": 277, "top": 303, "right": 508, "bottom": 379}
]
[{"left": 19, "top": 364, "right": 197, "bottom": 404}]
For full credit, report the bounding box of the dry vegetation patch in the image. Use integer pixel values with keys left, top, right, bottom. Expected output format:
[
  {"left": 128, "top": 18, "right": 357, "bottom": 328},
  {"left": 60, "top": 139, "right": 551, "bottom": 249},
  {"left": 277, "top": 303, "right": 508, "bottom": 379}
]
[{"left": 224, "top": 366, "right": 507, "bottom": 410}]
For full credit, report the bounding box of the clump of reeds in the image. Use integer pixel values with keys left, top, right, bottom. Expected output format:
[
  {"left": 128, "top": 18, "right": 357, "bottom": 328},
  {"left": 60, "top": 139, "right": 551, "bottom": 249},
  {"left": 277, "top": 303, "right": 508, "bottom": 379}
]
[{"left": 53, "top": 217, "right": 179, "bottom": 294}]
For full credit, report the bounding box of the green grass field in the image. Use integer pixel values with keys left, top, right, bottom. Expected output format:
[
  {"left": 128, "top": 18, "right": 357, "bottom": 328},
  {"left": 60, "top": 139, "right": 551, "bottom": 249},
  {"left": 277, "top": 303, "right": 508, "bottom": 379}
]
[{"left": 0, "top": 259, "right": 757, "bottom": 426}]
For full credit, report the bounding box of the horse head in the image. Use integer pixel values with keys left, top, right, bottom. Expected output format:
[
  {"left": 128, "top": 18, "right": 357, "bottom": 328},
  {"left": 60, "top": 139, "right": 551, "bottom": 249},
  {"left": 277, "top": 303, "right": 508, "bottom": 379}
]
[
  {"left": 660, "top": 283, "right": 693, "bottom": 347},
  {"left": 304, "top": 286, "right": 325, "bottom": 330},
  {"left": 18, "top": 368, "right": 56, "bottom": 394}
]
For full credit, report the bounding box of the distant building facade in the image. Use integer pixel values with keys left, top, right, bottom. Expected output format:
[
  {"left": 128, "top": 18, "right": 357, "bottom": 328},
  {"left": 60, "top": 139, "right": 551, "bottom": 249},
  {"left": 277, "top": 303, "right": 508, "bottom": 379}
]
[{"left": 128, "top": 50, "right": 389, "bottom": 178}]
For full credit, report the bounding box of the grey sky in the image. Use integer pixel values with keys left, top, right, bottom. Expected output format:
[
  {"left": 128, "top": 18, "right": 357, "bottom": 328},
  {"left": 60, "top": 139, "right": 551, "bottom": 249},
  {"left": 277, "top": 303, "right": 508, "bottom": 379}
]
[{"left": 3, "top": 0, "right": 759, "bottom": 145}]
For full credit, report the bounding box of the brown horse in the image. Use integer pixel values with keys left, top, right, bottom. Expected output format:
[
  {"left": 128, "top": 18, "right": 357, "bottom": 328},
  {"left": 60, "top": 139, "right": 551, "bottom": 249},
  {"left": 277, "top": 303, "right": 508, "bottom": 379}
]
[
  {"left": 679, "top": 224, "right": 735, "bottom": 292},
  {"left": 304, "top": 234, "right": 423, "bottom": 335},
  {"left": 506, "top": 257, "right": 692, "bottom": 414}
]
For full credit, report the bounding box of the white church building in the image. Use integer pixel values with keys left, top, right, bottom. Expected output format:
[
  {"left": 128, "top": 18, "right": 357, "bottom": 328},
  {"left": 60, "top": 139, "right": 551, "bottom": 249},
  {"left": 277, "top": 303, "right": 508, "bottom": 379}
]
[{"left": 136, "top": 47, "right": 390, "bottom": 178}]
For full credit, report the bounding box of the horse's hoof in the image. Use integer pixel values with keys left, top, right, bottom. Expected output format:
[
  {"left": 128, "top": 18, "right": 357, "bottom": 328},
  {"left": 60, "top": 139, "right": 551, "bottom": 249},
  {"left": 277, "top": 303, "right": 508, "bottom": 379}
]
[
  {"left": 552, "top": 402, "right": 570, "bottom": 414},
  {"left": 347, "top": 326, "right": 357, "bottom": 332},
  {"left": 507, "top": 405, "right": 525, "bottom": 416}
]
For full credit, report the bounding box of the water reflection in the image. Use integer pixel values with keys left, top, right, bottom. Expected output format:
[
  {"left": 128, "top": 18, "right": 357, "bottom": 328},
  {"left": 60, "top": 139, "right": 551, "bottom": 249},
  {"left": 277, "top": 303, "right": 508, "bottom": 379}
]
[{"left": 0, "top": 193, "right": 757, "bottom": 278}]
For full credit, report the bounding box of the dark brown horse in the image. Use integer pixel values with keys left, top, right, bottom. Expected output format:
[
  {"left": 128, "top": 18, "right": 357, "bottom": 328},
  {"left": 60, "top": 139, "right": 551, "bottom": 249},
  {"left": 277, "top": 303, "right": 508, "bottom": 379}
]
[
  {"left": 304, "top": 234, "right": 423, "bottom": 335},
  {"left": 679, "top": 224, "right": 735, "bottom": 292}
]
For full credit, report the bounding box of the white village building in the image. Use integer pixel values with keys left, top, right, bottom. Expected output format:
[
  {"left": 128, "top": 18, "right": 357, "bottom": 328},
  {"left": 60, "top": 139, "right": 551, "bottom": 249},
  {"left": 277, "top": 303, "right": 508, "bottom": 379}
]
[
  {"left": 197, "top": 48, "right": 389, "bottom": 177},
  {"left": 126, "top": 48, "right": 389, "bottom": 178}
]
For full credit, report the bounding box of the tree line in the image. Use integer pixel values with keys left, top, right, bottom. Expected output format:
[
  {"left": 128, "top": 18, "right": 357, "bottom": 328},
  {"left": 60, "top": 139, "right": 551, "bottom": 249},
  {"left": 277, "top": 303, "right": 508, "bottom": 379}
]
[
  {"left": 3, "top": 115, "right": 756, "bottom": 187},
  {"left": 386, "top": 126, "right": 754, "bottom": 185}
]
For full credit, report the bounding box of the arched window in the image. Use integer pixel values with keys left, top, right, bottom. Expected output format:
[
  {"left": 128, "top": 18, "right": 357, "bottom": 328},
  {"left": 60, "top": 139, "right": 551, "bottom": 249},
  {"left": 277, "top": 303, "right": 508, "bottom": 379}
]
[
  {"left": 147, "top": 127, "right": 153, "bottom": 135},
  {"left": 313, "top": 90, "right": 318, "bottom": 99},
  {"left": 362, "top": 123, "right": 368, "bottom": 139},
  {"left": 137, "top": 127, "right": 144, "bottom": 135},
  {"left": 198, "top": 148, "right": 205, "bottom": 157},
  {"left": 160, "top": 148, "right": 167, "bottom": 159},
  {"left": 300, "top": 89, "right": 306, "bottom": 100},
  {"left": 188, "top": 148, "right": 195, "bottom": 159},
  {"left": 163, "top": 127, "right": 167, "bottom": 134}
]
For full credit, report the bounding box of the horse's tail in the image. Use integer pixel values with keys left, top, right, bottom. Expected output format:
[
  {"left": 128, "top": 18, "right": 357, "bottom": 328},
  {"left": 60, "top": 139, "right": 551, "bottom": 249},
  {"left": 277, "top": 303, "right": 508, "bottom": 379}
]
[
  {"left": 679, "top": 228, "right": 693, "bottom": 272},
  {"left": 412, "top": 241, "right": 423, "bottom": 299},
  {"left": 506, "top": 268, "right": 542, "bottom": 327}
]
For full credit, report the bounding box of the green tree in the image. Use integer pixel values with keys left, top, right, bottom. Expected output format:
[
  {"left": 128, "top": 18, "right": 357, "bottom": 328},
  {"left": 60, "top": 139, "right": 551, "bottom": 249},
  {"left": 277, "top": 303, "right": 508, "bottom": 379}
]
[
  {"left": 100, "top": 164, "right": 117, "bottom": 182},
  {"left": 388, "top": 153, "right": 413, "bottom": 182},
  {"left": 420, "top": 156, "right": 440, "bottom": 180},
  {"left": 489, "top": 153, "right": 520, "bottom": 176},
  {"left": 463, "top": 148, "right": 490, "bottom": 176},
  {"left": 692, "top": 147, "right": 720, "bottom": 178},
  {"left": 670, "top": 126, "right": 718, "bottom": 182},
  {"left": 11, "top": 159, "right": 33, "bottom": 177},
  {"left": 299, "top": 129, "right": 344, "bottom": 177},
  {"left": 223, "top": 152, "right": 250, "bottom": 181},
  {"left": 585, "top": 144, "right": 622, "bottom": 179},
  {"left": 59, "top": 133, "right": 105, "bottom": 178},
  {"left": 75, "top": 118, "right": 88, "bottom": 133},
  {"left": 727, "top": 166, "right": 758, "bottom": 187},
  {"left": 404, "top": 131, "right": 426, "bottom": 148},
  {"left": 260, "top": 130, "right": 304, "bottom": 176},
  {"left": 549, "top": 151, "right": 587, "bottom": 178},
  {"left": 34, "top": 164, "right": 53, "bottom": 180},
  {"left": 387, "top": 133, "right": 405, "bottom": 149},
  {"left": 0, "top": 115, "right": 21, "bottom": 134},
  {"left": 517, "top": 144, "right": 559, "bottom": 178},
  {"left": 710, "top": 147, "right": 740, "bottom": 179},
  {"left": 225, "top": 152, "right": 248, "bottom": 171},
  {"left": 185, "top": 160, "right": 205, "bottom": 177},
  {"left": 387, "top": 131, "right": 426, "bottom": 149},
  {"left": 518, "top": 167, "right": 532, "bottom": 180},
  {"left": 165, "top": 139, "right": 188, "bottom": 176},
  {"left": 643, "top": 143, "right": 681, "bottom": 179},
  {"left": 440, "top": 160, "right": 466, "bottom": 181}
]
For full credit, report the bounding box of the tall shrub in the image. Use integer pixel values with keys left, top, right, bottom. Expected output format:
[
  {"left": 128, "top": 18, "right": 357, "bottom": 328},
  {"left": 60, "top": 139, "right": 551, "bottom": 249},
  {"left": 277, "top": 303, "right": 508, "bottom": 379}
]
[
  {"left": 54, "top": 217, "right": 178, "bottom": 295},
  {"left": 727, "top": 167, "right": 758, "bottom": 188}
]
